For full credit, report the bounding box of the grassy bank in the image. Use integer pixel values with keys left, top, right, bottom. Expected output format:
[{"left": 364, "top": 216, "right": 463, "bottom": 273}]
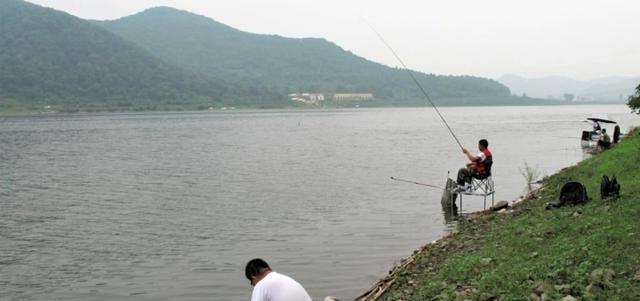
[{"left": 360, "top": 128, "right": 640, "bottom": 301}]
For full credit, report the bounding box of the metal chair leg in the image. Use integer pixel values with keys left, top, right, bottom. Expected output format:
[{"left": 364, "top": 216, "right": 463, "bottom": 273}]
[{"left": 483, "top": 194, "right": 486, "bottom": 210}]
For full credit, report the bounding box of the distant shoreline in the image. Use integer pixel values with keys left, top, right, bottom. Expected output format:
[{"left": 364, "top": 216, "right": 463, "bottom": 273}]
[{"left": 0, "top": 100, "right": 626, "bottom": 118}]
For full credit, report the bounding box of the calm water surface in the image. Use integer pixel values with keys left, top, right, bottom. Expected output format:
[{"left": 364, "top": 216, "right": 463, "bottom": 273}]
[{"left": 1, "top": 105, "right": 638, "bottom": 300}]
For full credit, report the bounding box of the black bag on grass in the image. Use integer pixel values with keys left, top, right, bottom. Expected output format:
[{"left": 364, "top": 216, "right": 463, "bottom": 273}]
[
  {"left": 546, "top": 182, "right": 588, "bottom": 209},
  {"left": 600, "top": 175, "right": 620, "bottom": 199},
  {"left": 559, "top": 182, "right": 588, "bottom": 205}
]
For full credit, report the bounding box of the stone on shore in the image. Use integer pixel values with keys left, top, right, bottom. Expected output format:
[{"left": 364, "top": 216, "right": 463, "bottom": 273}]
[
  {"left": 480, "top": 257, "right": 493, "bottom": 266},
  {"left": 533, "top": 282, "right": 552, "bottom": 295},
  {"left": 479, "top": 293, "right": 497, "bottom": 301},
  {"left": 528, "top": 293, "right": 541, "bottom": 301},
  {"left": 490, "top": 200, "right": 509, "bottom": 211},
  {"left": 554, "top": 284, "right": 572, "bottom": 294},
  {"left": 589, "top": 268, "right": 615, "bottom": 288},
  {"left": 584, "top": 283, "right": 603, "bottom": 297}
]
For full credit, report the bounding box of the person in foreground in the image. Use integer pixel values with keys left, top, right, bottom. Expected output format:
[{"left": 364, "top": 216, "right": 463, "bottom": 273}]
[
  {"left": 456, "top": 139, "right": 493, "bottom": 192},
  {"left": 245, "top": 258, "right": 312, "bottom": 301}
]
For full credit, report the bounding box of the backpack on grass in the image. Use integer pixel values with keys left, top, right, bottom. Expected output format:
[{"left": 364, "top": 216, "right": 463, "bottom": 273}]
[
  {"left": 546, "top": 182, "right": 589, "bottom": 209},
  {"left": 600, "top": 175, "right": 620, "bottom": 199}
]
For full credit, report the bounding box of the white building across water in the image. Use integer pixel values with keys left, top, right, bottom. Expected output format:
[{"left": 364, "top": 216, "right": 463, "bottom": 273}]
[
  {"left": 288, "top": 93, "right": 325, "bottom": 104},
  {"left": 332, "top": 93, "right": 374, "bottom": 101}
]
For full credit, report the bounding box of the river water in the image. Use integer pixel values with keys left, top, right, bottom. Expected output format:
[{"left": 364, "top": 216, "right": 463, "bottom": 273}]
[{"left": 1, "top": 105, "right": 638, "bottom": 300}]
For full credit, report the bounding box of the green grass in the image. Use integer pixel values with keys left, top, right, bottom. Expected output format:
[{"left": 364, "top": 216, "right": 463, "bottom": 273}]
[{"left": 378, "top": 128, "right": 640, "bottom": 301}]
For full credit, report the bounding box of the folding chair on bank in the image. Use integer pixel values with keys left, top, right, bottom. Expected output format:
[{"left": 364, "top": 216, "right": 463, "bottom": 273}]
[{"left": 450, "top": 159, "right": 495, "bottom": 213}]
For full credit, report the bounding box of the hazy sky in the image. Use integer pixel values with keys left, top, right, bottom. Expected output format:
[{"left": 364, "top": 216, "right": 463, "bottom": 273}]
[{"left": 26, "top": 0, "right": 640, "bottom": 80}]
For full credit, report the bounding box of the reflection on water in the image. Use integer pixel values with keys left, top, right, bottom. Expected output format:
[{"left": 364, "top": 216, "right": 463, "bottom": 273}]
[
  {"left": 441, "top": 201, "right": 459, "bottom": 226},
  {"left": 1, "top": 105, "right": 638, "bottom": 301}
]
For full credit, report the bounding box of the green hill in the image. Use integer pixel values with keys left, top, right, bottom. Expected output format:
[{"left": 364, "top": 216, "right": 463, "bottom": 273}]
[
  {"left": 0, "top": 1, "right": 531, "bottom": 113},
  {"left": 96, "top": 7, "right": 512, "bottom": 104},
  {"left": 0, "top": 0, "right": 246, "bottom": 111}
]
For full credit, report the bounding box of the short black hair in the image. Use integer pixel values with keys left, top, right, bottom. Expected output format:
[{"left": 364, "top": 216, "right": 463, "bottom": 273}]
[
  {"left": 479, "top": 139, "right": 489, "bottom": 148},
  {"left": 602, "top": 129, "right": 607, "bottom": 133},
  {"left": 245, "top": 258, "right": 270, "bottom": 280}
]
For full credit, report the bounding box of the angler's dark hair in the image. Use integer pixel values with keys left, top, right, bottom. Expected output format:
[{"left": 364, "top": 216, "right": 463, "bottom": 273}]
[
  {"left": 479, "top": 139, "right": 489, "bottom": 148},
  {"left": 245, "top": 258, "right": 270, "bottom": 280}
]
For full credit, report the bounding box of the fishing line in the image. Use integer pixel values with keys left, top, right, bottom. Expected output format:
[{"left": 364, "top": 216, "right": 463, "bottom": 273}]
[
  {"left": 360, "top": 17, "right": 464, "bottom": 150},
  {"left": 390, "top": 177, "right": 444, "bottom": 190}
]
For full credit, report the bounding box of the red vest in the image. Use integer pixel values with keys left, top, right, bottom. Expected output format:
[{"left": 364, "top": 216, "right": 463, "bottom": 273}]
[{"left": 474, "top": 148, "right": 492, "bottom": 175}]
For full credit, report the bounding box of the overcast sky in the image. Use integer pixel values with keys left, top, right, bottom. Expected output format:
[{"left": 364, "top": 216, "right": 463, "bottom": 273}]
[{"left": 26, "top": 0, "right": 640, "bottom": 80}]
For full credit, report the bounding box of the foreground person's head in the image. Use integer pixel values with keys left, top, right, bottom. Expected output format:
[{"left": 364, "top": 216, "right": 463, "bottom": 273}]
[{"left": 245, "top": 258, "right": 272, "bottom": 286}]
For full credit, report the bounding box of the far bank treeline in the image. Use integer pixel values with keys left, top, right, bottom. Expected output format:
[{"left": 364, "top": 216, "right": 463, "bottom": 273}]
[{"left": 3, "top": 0, "right": 525, "bottom": 112}]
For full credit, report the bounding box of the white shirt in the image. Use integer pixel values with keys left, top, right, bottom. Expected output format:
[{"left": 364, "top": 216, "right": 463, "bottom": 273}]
[
  {"left": 476, "top": 151, "right": 487, "bottom": 162},
  {"left": 251, "top": 272, "right": 312, "bottom": 301}
]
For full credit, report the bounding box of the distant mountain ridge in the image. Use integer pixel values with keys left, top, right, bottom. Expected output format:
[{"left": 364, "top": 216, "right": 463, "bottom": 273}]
[
  {"left": 96, "top": 7, "right": 511, "bottom": 103},
  {"left": 2, "top": 1, "right": 522, "bottom": 112},
  {"left": 498, "top": 74, "right": 639, "bottom": 102},
  {"left": 0, "top": 0, "right": 235, "bottom": 109}
]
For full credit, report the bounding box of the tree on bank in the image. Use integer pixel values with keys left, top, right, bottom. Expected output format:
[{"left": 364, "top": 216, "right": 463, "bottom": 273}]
[{"left": 628, "top": 84, "right": 640, "bottom": 114}]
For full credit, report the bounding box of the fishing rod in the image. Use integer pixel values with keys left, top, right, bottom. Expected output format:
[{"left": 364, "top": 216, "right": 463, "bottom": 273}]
[
  {"left": 390, "top": 176, "right": 444, "bottom": 190},
  {"left": 361, "top": 17, "right": 464, "bottom": 151}
]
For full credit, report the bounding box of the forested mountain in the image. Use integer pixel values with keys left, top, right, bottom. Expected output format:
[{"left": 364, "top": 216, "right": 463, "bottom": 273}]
[
  {"left": 0, "top": 0, "right": 247, "bottom": 110},
  {"left": 97, "top": 7, "right": 511, "bottom": 103},
  {"left": 1, "top": 1, "right": 518, "bottom": 112}
]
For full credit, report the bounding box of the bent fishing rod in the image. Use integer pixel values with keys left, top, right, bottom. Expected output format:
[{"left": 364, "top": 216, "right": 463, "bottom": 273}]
[{"left": 361, "top": 18, "right": 464, "bottom": 151}]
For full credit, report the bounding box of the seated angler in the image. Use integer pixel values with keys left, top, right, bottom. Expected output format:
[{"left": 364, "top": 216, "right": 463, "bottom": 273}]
[
  {"left": 456, "top": 139, "right": 492, "bottom": 192},
  {"left": 597, "top": 128, "right": 612, "bottom": 149}
]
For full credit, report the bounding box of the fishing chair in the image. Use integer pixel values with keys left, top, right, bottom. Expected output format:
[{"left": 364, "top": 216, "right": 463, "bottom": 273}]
[{"left": 458, "top": 159, "right": 495, "bottom": 211}]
